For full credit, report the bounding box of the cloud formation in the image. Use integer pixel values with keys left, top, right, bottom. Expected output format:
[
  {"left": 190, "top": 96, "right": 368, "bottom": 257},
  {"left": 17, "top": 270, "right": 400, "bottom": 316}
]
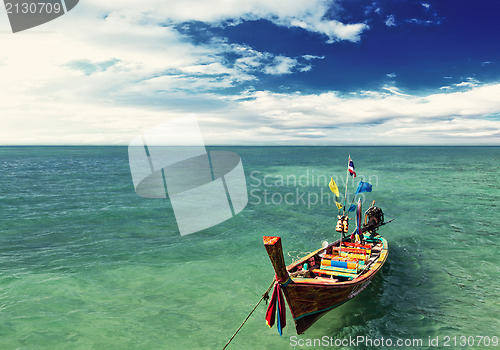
[
  {"left": 221, "top": 84, "right": 500, "bottom": 144},
  {"left": 0, "top": 0, "right": 498, "bottom": 145},
  {"left": 80, "top": 0, "right": 369, "bottom": 43},
  {"left": 385, "top": 15, "right": 396, "bottom": 27}
]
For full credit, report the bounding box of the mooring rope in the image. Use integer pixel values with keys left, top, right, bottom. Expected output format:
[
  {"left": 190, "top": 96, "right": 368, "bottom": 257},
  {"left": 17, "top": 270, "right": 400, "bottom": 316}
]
[
  {"left": 286, "top": 250, "right": 311, "bottom": 264},
  {"left": 222, "top": 279, "right": 275, "bottom": 350}
]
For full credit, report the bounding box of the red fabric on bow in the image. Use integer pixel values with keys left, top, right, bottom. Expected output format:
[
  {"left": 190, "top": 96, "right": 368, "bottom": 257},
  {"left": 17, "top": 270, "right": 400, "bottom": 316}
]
[{"left": 265, "top": 276, "right": 287, "bottom": 336}]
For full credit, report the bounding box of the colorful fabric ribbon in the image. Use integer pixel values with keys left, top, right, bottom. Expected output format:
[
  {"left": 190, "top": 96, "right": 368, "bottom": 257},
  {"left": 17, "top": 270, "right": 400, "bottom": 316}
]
[{"left": 265, "top": 276, "right": 287, "bottom": 336}]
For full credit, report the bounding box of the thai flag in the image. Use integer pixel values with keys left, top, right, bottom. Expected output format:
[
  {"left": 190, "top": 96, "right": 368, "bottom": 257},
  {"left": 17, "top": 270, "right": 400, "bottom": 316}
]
[{"left": 348, "top": 157, "right": 356, "bottom": 177}]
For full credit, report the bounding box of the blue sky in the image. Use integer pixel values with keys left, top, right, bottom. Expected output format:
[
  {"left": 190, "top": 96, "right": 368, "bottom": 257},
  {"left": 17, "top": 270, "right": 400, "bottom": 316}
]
[{"left": 0, "top": 0, "right": 499, "bottom": 145}]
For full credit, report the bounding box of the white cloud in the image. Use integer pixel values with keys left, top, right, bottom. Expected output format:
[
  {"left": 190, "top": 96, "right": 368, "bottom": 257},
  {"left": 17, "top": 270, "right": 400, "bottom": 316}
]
[
  {"left": 73, "top": 0, "right": 369, "bottom": 43},
  {"left": 0, "top": 1, "right": 498, "bottom": 146},
  {"left": 218, "top": 84, "right": 500, "bottom": 144},
  {"left": 298, "top": 19, "right": 369, "bottom": 43},
  {"left": 408, "top": 18, "right": 433, "bottom": 25},
  {"left": 385, "top": 15, "right": 396, "bottom": 27},
  {"left": 382, "top": 86, "right": 410, "bottom": 96},
  {"left": 303, "top": 55, "right": 325, "bottom": 61},
  {"left": 2, "top": 73, "right": 500, "bottom": 145},
  {"left": 440, "top": 77, "right": 480, "bottom": 91},
  {"left": 0, "top": 0, "right": 362, "bottom": 94},
  {"left": 264, "top": 56, "right": 298, "bottom": 75}
]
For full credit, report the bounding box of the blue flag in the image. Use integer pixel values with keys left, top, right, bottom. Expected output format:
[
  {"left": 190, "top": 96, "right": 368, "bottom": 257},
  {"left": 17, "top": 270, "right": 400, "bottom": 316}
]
[
  {"left": 347, "top": 204, "right": 356, "bottom": 212},
  {"left": 355, "top": 181, "right": 372, "bottom": 195}
]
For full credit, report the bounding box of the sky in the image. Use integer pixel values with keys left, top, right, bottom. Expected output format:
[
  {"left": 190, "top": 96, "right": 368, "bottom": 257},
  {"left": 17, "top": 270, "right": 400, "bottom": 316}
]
[{"left": 0, "top": 0, "right": 499, "bottom": 145}]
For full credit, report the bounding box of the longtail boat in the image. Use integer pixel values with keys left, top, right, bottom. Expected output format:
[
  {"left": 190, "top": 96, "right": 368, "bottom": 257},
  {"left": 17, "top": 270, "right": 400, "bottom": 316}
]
[{"left": 263, "top": 157, "right": 391, "bottom": 335}]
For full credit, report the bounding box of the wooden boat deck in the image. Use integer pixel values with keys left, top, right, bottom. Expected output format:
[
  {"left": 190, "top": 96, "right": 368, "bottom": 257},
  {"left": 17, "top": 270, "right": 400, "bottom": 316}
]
[{"left": 287, "top": 236, "right": 387, "bottom": 285}]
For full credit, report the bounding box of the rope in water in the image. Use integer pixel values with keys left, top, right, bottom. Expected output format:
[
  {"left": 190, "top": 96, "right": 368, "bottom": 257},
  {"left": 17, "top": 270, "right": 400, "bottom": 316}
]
[{"left": 222, "top": 279, "right": 275, "bottom": 350}]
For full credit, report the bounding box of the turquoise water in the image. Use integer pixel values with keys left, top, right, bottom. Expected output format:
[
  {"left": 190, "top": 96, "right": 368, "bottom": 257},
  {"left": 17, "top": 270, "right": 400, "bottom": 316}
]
[{"left": 0, "top": 146, "right": 498, "bottom": 349}]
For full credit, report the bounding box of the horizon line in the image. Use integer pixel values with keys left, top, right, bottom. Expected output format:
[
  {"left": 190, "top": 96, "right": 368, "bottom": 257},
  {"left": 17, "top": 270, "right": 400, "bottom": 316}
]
[{"left": 0, "top": 144, "right": 499, "bottom": 147}]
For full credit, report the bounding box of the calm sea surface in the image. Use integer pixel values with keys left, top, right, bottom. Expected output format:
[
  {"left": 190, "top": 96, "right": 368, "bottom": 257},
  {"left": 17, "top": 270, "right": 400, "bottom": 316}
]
[{"left": 0, "top": 146, "right": 498, "bottom": 349}]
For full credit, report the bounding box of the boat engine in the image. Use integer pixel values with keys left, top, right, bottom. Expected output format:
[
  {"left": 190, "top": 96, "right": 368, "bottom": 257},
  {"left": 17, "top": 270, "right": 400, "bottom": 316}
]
[{"left": 364, "top": 206, "right": 384, "bottom": 232}]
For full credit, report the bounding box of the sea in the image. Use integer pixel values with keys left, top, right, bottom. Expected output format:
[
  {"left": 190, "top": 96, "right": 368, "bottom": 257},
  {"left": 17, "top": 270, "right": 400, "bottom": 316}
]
[{"left": 0, "top": 146, "right": 498, "bottom": 350}]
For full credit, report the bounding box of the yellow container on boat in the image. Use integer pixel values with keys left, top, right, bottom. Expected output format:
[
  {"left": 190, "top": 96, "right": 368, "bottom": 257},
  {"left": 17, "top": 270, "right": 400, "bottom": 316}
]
[{"left": 344, "top": 253, "right": 368, "bottom": 261}]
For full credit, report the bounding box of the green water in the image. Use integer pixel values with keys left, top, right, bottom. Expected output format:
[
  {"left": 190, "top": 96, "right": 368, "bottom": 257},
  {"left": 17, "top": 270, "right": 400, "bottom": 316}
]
[{"left": 0, "top": 146, "right": 498, "bottom": 349}]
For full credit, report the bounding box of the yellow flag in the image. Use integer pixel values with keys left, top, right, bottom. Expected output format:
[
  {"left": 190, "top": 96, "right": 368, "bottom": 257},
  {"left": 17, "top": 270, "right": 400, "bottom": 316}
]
[
  {"left": 335, "top": 201, "right": 343, "bottom": 209},
  {"left": 329, "top": 177, "right": 340, "bottom": 197}
]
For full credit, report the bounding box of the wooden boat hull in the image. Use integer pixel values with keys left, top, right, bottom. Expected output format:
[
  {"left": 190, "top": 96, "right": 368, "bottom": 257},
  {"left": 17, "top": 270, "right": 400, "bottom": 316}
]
[
  {"left": 281, "top": 267, "right": 377, "bottom": 334},
  {"left": 264, "top": 235, "right": 388, "bottom": 334}
]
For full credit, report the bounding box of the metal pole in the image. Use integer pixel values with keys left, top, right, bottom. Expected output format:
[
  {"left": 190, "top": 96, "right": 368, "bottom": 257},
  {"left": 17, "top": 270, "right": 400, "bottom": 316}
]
[
  {"left": 340, "top": 155, "right": 350, "bottom": 252},
  {"left": 342, "top": 155, "right": 350, "bottom": 216}
]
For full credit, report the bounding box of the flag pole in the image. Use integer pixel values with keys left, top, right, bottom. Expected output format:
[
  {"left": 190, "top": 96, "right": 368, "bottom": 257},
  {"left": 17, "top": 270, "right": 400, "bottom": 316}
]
[
  {"left": 339, "top": 155, "right": 350, "bottom": 252},
  {"left": 342, "top": 155, "right": 350, "bottom": 217},
  {"left": 347, "top": 179, "right": 362, "bottom": 211}
]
